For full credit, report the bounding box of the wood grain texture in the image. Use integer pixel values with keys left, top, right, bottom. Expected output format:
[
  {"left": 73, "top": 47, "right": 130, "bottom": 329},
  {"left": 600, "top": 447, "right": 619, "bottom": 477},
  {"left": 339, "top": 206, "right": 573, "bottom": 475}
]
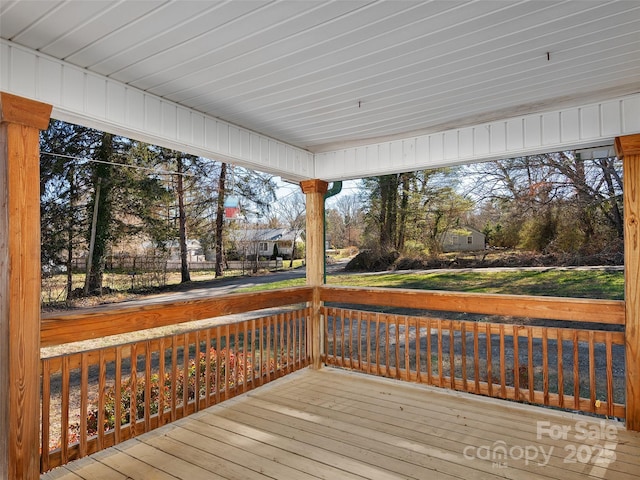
[
  {"left": 301, "top": 180, "right": 327, "bottom": 369},
  {"left": 619, "top": 134, "right": 640, "bottom": 431},
  {"left": 319, "top": 285, "right": 625, "bottom": 324},
  {"left": 41, "top": 286, "right": 313, "bottom": 347},
  {"left": 40, "top": 368, "right": 640, "bottom": 480},
  {"left": 0, "top": 92, "right": 52, "bottom": 130},
  {"left": 0, "top": 93, "right": 51, "bottom": 480},
  {"left": 322, "top": 306, "right": 625, "bottom": 417},
  {"left": 41, "top": 309, "right": 311, "bottom": 472}
]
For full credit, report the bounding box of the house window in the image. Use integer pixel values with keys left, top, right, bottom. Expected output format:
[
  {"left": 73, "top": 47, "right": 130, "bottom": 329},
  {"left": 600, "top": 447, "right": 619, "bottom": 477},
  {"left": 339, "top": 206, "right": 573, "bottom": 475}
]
[
  {"left": 467, "top": 236, "right": 473, "bottom": 244},
  {"left": 258, "top": 242, "right": 268, "bottom": 252}
]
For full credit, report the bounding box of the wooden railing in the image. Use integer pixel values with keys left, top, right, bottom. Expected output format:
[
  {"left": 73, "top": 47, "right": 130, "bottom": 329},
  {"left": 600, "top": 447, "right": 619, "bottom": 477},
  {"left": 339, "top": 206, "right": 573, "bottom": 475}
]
[
  {"left": 39, "top": 285, "right": 628, "bottom": 473},
  {"left": 319, "top": 286, "right": 626, "bottom": 418},
  {"left": 40, "top": 288, "right": 313, "bottom": 473}
]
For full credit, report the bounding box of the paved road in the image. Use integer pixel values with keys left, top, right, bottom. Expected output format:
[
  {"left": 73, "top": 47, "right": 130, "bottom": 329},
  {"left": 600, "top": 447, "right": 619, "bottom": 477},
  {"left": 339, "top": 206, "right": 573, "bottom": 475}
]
[
  {"left": 121, "top": 259, "right": 350, "bottom": 306},
  {"left": 120, "top": 261, "right": 623, "bottom": 307}
]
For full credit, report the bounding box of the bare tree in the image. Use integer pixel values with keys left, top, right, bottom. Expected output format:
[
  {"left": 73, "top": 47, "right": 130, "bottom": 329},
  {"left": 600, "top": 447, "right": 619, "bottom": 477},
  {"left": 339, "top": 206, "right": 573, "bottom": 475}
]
[
  {"left": 333, "top": 194, "right": 363, "bottom": 247},
  {"left": 214, "top": 162, "right": 227, "bottom": 277},
  {"left": 176, "top": 155, "right": 191, "bottom": 283},
  {"left": 277, "top": 192, "right": 306, "bottom": 267}
]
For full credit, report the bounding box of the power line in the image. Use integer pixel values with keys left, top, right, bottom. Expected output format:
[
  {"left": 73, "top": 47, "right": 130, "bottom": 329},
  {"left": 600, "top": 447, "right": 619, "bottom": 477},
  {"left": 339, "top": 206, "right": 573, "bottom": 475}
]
[{"left": 40, "top": 151, "right": 198, "bottom": 177}]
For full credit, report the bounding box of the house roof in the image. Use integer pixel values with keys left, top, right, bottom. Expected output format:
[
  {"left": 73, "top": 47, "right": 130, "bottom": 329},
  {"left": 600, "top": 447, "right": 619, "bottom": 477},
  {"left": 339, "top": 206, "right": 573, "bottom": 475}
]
[
  {"left": 1, "top": 1, "right": 639, "bottom": 180},
  {"left": 229, "top": 228, "right": 297, "bottom": 243}
]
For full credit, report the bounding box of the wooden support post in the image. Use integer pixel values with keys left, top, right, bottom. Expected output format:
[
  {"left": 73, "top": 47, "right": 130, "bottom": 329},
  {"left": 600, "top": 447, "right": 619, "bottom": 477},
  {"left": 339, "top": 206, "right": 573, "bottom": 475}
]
[
  {"left": 0, "top": 92, "right": 52, "bottom": 479},
  {"left": 300, "top": 179, "right": 328, "bottom": 369},
  {"left": 616, "top": 134, "right": 640, "bottom": 431}
]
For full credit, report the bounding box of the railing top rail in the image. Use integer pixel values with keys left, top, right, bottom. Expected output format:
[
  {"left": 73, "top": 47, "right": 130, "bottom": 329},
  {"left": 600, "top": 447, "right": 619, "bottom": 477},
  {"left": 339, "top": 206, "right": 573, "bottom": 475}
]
[
  {"left": 41, "top": 286, "right": 313, "bottom": 347},
  {"left": 41, "top": 284, "right": 625, "bottom": 347},
  {"left": 319, "top": 285, "right": 625, "bottom": 325}
]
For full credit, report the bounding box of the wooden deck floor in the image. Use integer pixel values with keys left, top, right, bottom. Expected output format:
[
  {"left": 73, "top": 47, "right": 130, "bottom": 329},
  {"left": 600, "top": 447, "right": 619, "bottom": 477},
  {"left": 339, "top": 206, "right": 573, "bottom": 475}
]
[{"left": 42, "top": 367, "right": 640, "bottom": 480}]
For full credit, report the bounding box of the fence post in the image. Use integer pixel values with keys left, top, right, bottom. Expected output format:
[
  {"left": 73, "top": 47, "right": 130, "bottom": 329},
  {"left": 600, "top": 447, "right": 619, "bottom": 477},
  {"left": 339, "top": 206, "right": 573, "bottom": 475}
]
[
  {"left": 300, "top": 179, "right": 329, "bottom": 369},
  {"left": 616, "top": 134, "right": 640, "bottom": 431},
  {"left": 0, "top": 92, "right": 52, "bottom": 479}
]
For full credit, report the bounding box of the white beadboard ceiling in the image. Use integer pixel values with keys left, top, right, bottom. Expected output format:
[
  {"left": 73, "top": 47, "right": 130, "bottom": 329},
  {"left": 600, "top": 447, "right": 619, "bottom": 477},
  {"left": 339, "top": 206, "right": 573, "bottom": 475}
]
[{"left": 1, "top": 0, "right": 639, "bottom": 155}]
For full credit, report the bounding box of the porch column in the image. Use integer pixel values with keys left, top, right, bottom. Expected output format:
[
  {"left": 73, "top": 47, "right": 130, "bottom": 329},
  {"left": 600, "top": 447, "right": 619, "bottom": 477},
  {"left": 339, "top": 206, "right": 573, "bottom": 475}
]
[
  {"left": 300, "top": 179, "right": 328, "bottom": 369},
  {"left": 0, "top": 93, "right": 52, "bottom": 479},
  {"left": 616, "top": 133, "right": 640, "bottom": 432}
]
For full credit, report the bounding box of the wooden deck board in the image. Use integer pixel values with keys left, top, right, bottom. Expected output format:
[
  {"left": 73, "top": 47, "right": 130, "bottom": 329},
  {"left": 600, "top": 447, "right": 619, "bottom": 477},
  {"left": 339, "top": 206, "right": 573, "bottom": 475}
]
[
  {"left": 42, "top": 367, "right": 640, "bottom": 480},
  {"left": 269, "top": 372, "right": 640, "bottom": 475}
]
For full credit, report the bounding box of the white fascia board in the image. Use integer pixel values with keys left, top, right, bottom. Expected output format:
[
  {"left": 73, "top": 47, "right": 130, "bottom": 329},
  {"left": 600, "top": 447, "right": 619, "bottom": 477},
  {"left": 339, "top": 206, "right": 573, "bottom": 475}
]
[
  {"left": 0, "top": 40, "right": 313, "bottom": 181},
  {"left": 314, "top": 93, "right": 640, "bottom": 181}
]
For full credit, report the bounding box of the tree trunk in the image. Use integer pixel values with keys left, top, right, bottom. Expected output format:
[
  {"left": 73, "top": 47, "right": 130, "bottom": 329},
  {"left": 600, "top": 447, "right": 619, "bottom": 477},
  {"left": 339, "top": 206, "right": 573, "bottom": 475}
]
[
  {"left": 84, "top": 179, "right": 101, "bottom": 295},
  {"left": 86, "top": 133, "right": 113, "bottom": 294},
  {"left": 396, "top": 173, "right": 410, "bottom": 251},
  {"left": 600, "top": 158, "right": 624, "bottom": 239},
  {"left": 379, "top": 174, "right": 398, "bottom": 251},
  {"left": 65, "top": 166, "right": 75, "bottom": 301},
  {"left": 215, "top": 162, "right": 227, "bottom": 277},
  {"left": 290, "top": 239, "right": 296, "bottom": 268},
  {"left": 176, "top": 155, "right": 191, "bottom": 283}
]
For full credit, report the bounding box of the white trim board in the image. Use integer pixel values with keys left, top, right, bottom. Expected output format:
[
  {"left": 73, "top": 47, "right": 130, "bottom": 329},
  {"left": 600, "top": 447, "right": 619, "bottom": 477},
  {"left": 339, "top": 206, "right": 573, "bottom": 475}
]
[
  {"left": 314, "top": 92, "right": 640, "bottom": 181},
  {"left": 2, "top": 40, "right": 638, "bottom": 182}
]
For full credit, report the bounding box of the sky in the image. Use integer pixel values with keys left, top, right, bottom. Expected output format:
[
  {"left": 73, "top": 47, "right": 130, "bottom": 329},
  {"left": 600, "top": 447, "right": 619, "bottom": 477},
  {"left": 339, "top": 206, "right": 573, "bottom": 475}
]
[{"left": 275, "top": 178, "right": 361, "bottom": 208}]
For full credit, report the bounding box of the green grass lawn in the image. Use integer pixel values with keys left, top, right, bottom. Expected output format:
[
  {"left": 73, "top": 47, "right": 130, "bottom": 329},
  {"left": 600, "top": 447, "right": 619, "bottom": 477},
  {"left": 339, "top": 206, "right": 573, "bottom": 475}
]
[{"left": 237, "top": 268, "right": 624, "bottom": 300}]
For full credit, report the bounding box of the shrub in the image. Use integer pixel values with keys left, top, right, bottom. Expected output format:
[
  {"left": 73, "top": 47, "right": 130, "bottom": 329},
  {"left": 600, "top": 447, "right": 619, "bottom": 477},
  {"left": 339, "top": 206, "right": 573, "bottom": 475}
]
[{"left": 61, "top": 347, "right": 280, "bottom": 447}]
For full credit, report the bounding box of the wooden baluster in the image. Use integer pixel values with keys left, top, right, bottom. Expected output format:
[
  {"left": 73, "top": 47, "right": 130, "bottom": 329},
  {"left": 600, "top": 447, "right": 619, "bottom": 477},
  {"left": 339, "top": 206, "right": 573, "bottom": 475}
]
[
  {"left": 486, "top": 323, "right": 493, "bottom": 397},
  {"left": 513, "top": 325, "right": 520, "bottom": 400},
  {"left": 249, "top": 319, "right": 256, "bottom": 387},
  {"left": 215, "top": 326, "right": 222, "bottom": 403},
  {"left": 385, "top": 315, "right": 391, "bottom": 377},
  {"left": 365, "top": 313, "right": 372, "bottom": 374},
  {"left": 557, "top": 329, "right": 564, "bottom": 408},
  {"left": 528, "top": 328, "right": 534, "bottom": 403},
  {"left": 404, "top": 316, "right": 410, "bottom": 381},
  {"left": 280, "top": 313, "right": 286, "bottom": 374},
  {"left": 573, "top": 330, "right": 580, "bottom": 410},
  {"left": 258, "top": 318, "right": 264, "bottom": 387},
  {"left": 235, "top": 322, "right": 241, "bottom": 391},
  {"left": 542, "top": 329, "right": 549, "bottom": 405},
  {"left": 170, "top": 336, "right": 178, "bottom": 422},
  {"left": 473, "top": 322, "right": 479, "bottom": 394},
  {"left": 415, "top": 317, "right": 422, "bottom": 383},
  {"left": 242, "top": 321, "right": 248, "bottom": 392},
  {"left": 589, "top": 331, "right": 596, "bottom": 412},
  {"left": 499, "top": 325, "right": 506, "bottom": 399},
  {"left": 373, "top": 313, "right": 380, "bottom": 376},
  {"left": 61, "top": 356, "right": 69, "bottom": 464},
  {"left": 79, "top": 353, "right": 88, "bottom": 458},
  {"left": 461, "top": 322, "right": 467, "bottom": 391},
  {"left": 333, "top": 309, "right": 338, "bottom": 365},
  {"left": 182, "top": 334, "right": 189, "bottom": 416},
  {"left": 115, "top": 347, "right": 123, "bottom": 442},
  {"left": 158, "top": 340, "right": 166, "bottom": 424},
  {"left": 194, "top": 332, "right": 201, "bottom": 412},
  {"left": 224, "top": 324, "right": 230, "bottom": 399},
  {"left": 130, "top": 343, "right": 138, "bottom": 435},
  {"left": 40, "top": 359, "right": 51, "bottom": 473},
  {"left": 144, "top": 341, "right": 152, "bottom": 428},
  {"left": 205, "top": 330, "right": 212, "bottom": 404},
  {"left": 396, "top": 315, "right": 402, "bottom": 380},
  {"left": 606, "top": 332, "right": 614, "bottom": 417},
  {"left": 98, "top": 350, "right": 107, "bottom": 445},
  {"left": 428, "top": 318, "right": 434, "bottom": 386},
  {"left": 437, "top": 319, "right": 443, "bottom": 387}
]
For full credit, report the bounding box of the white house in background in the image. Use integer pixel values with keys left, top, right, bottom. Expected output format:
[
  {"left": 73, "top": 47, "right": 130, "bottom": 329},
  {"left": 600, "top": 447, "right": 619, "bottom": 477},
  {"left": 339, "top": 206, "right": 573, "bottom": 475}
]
[
  {"left": 441, "top": 227, "right": 486, "bottom": 252},
  {"left": 229, "top": 228, "right": 302, "bottom": 259}
]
